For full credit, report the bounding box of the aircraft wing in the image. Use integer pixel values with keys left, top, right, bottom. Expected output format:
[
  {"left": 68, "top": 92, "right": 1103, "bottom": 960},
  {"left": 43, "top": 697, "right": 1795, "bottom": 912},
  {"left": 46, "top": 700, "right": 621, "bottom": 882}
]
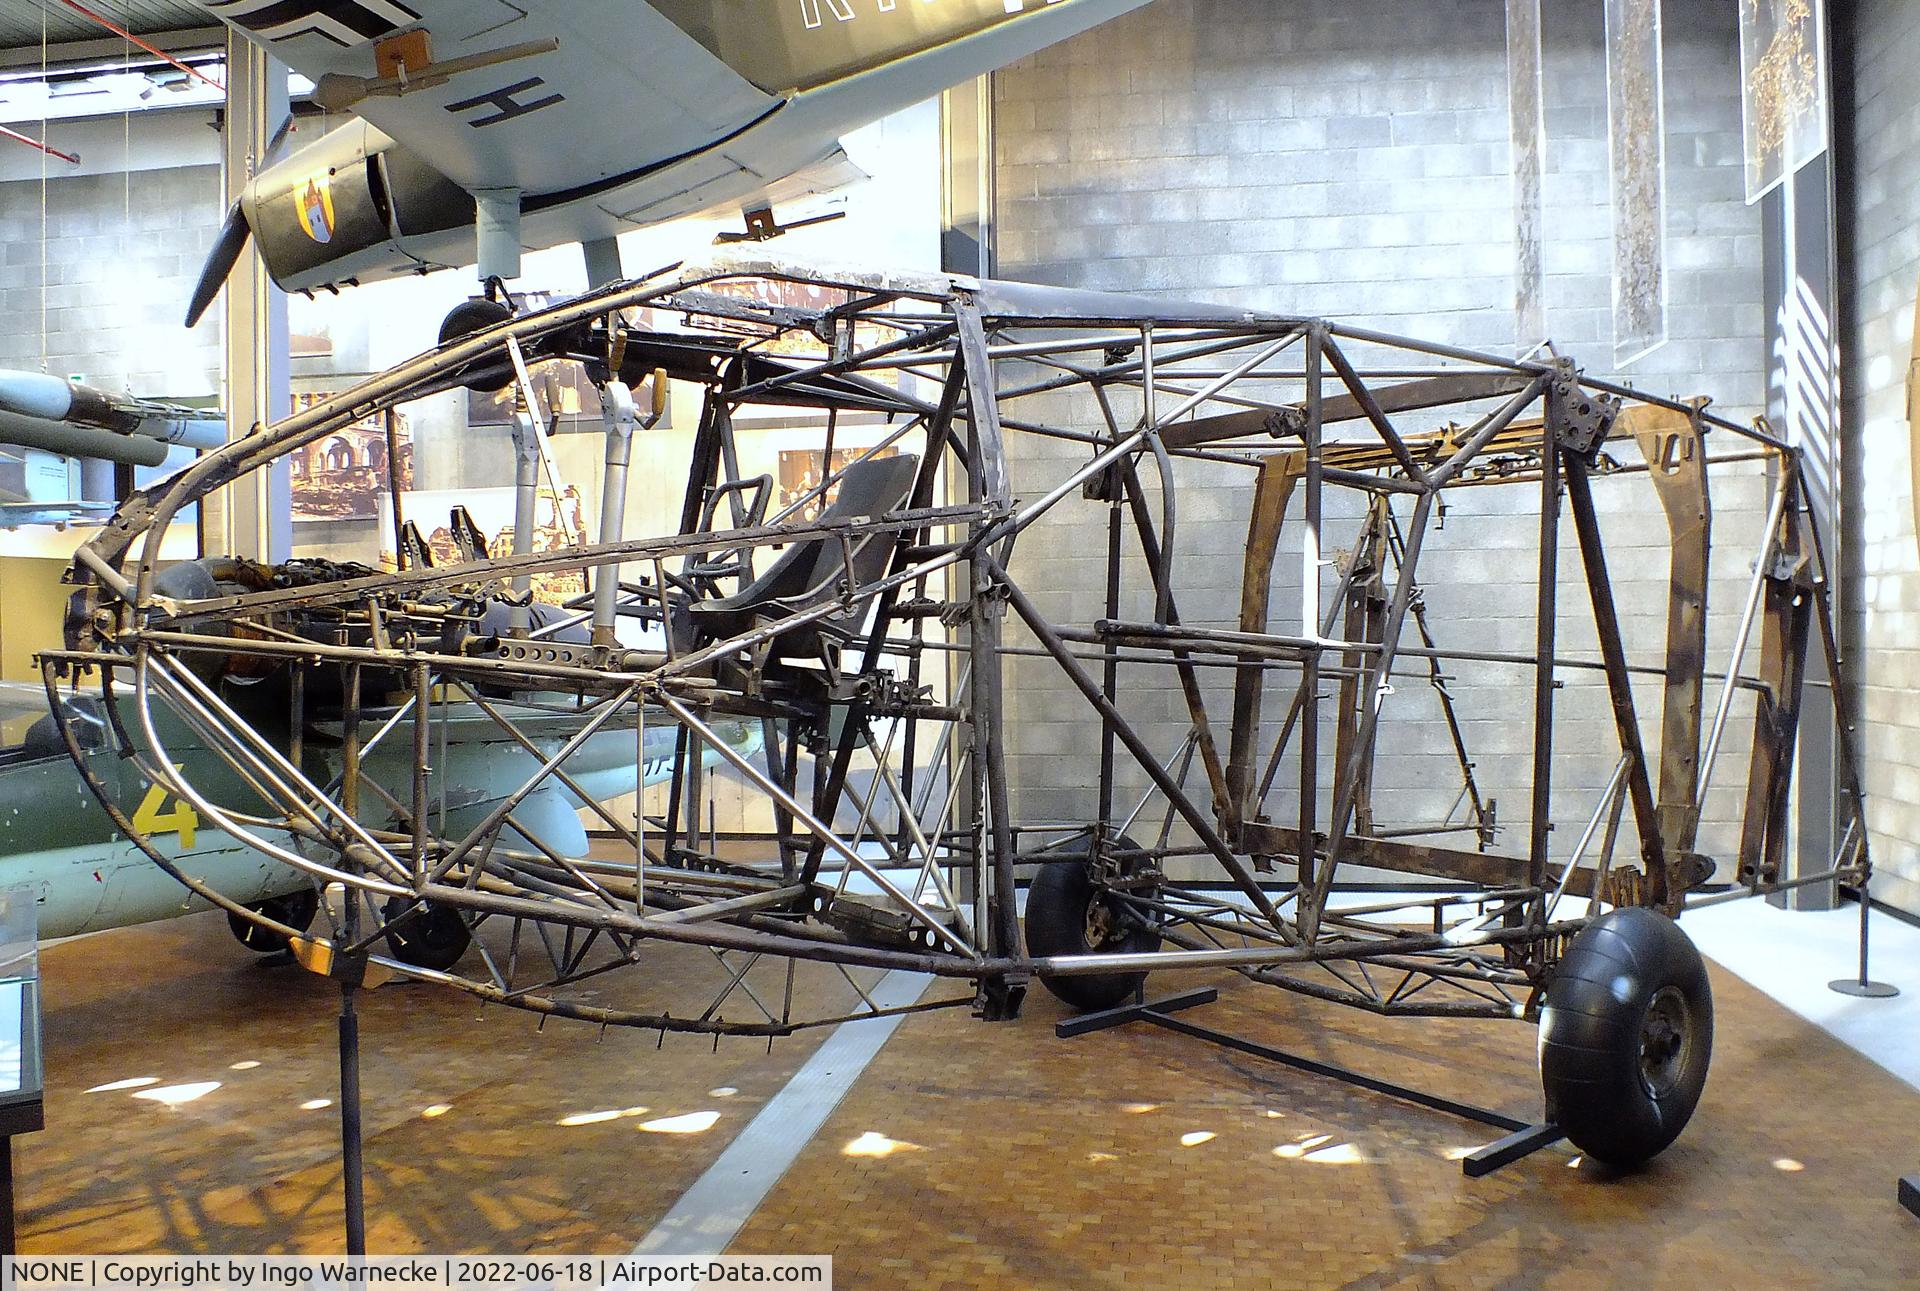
[{"left": 203, "top": 0, "right": 777, "bottom": 197}]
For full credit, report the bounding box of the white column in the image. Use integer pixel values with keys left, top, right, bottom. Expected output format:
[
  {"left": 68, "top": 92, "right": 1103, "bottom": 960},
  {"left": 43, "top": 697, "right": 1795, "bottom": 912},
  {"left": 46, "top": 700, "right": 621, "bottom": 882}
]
[{"left": 211, "top": 30, "right": 290, "bottom": 563}]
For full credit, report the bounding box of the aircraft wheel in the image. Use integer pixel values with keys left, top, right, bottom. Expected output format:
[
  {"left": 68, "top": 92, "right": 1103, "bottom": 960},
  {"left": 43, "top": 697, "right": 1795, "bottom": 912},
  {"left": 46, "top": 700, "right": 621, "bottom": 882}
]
[
  {"left": 1025, "top": 832, "right": 1160, "bottom": 1013},
  {"left": 1538, "top": 907, "right": 1713, "bottom": 1167},
  {"left": 438, "top": 298, "right": 515, "bottom": 392},
  {"left": 228, "top": 888, "right": 319, "bottom": 955},
  {"left": 381, "top": 897, "right": 474, "bottom": 972}
]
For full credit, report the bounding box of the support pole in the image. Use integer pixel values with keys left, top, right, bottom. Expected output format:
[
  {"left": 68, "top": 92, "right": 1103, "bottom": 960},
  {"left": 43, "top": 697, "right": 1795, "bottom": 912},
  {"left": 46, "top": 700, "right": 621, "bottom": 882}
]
[
  {"left": 337, "top": 662, "right": 367, "bottom": 1256},
  {"left": 1299, "top": 327, "right": 1325, "bottom": 913},
  {"left": 581, "top": 236, "right": 623, "bottom": 289},
  {"left": 508, "top": 410, "right": 539, "bottom": 634},
  {"left": 474, "top": 188, "right": 522, "bottom": 285},
  {"left": 0, "top": 1137, "right": 14, "bottom": 1255},
  {"left": 1828, "top": 881, "right": 1898, "bottom": 998},
  {"left": 338, "top": 977, "right": 366, "bottom": 1256},
  {"left": 593, "top": 381, "right": 640, "bottom": 644},
  {"left": 1526, "top": 414, "right": 1561, "bottom": 944}
]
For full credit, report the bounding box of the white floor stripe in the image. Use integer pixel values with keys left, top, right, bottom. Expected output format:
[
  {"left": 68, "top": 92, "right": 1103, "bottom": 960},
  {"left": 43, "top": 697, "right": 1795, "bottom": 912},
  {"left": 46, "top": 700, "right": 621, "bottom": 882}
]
[{"left": 635, "top": 970, "right": 933, "bottom": 1256}]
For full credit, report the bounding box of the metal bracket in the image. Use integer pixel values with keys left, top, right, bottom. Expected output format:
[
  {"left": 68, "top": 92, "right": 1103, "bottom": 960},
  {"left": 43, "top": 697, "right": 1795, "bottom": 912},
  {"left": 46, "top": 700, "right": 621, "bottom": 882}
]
[
  {"left": 973, "top": 973, "right": 1029, "bottom": 1022},
  {"left": 1546, "top": 364, "right": 1619, "bottom": 461}
]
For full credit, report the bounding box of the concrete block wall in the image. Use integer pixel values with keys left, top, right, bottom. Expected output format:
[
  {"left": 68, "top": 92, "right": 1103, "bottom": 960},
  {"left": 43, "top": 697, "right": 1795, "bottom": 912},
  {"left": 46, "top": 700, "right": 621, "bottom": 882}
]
[
  {"left": 0, "top": 115, "right": 224, "bottom": 401},
  {"left": 989, "top": 0, "right": 1772, "bottom": 884},
  {"left": 1840, "top": 0, "right": 1920, "bottom": 917}
]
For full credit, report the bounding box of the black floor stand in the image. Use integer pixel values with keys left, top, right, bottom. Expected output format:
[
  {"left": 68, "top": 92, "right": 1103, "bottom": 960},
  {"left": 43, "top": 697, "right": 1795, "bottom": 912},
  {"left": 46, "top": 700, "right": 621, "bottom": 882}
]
[
  {"left": 339, "top": 978, "right": 367, "bottom": 1256},
  {"left": 1829, "top": 886, "right": 1899, "bottom": 998},
  {"left": 1057, "top": 988, "right": 1564, "bottom": 1177},
  {"left": 1900, "top": 1176, "right": 1918, "bottom": 1220}
]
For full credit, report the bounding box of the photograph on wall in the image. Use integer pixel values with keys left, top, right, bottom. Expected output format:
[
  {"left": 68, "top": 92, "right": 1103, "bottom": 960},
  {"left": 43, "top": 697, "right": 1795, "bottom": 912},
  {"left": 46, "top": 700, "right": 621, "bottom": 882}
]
[
  {"left": 1604, "top": 0, "right": 1668, "bottom": 366},
  {"left": 1506, "top": 0, "right": 1547, "bottom": 351},
  {"left": 775, "top": 445, "right": 902, "bottom": 524},
  {"left": 376, "top": 485, "right": 587, "bottom": 602},
  {"left": 467, "top": 358, "right": 607, "bottom": 434},
  {"left": 288, "top": 387, "right": 414, "bottom": 522}
]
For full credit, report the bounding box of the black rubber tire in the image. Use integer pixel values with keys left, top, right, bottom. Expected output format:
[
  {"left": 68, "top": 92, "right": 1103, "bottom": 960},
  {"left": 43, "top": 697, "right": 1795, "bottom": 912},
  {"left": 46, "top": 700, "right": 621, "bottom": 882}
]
[
  {"left": 1538, "top": 907, "right": 1713, "bottom": 1167},
  {"left": 382, "top": 898, "right": 474, "bottom": 972},
  {"left": 438, "top": 297, "right": 515, "bottom": 392},
  {"left": 1026, "top": 834, "right": 1160, "bottom": 1012},
  {"left": 228, "top": 887, "right": 319, "bottom": 955}
]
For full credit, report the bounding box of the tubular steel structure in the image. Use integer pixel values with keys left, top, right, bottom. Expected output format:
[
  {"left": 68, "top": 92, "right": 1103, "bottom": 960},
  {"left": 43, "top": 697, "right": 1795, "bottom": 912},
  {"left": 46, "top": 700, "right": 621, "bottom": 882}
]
[{"left": 44, "top": 258, "right": 1869, "bottom": 1078}]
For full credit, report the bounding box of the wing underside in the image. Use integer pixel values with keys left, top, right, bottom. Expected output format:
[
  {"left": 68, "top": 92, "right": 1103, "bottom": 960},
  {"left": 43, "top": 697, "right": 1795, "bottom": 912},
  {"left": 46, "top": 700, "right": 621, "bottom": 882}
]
[{"left": 203, "top": 0, "right": 776, "bottom": 195}]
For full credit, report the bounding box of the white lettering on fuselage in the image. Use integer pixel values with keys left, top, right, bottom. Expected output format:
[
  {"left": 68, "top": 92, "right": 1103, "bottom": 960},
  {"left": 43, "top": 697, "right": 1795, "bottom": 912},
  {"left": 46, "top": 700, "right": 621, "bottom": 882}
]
[{"left": 799, "top": 0, "right": 1066, "bottom": 32}]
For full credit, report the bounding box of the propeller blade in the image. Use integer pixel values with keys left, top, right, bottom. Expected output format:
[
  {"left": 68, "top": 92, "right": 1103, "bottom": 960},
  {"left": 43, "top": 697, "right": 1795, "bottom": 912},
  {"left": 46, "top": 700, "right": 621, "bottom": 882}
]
[{"left": 184, "top": 199, "right": 252, "bottom": 328}]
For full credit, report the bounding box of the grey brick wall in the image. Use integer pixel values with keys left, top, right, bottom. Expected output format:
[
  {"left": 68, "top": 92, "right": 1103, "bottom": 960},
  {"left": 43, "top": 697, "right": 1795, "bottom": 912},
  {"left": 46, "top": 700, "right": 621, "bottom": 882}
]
[
  {"left": 1841, "top": 0, "right": 1920, "bottom": 917},
  {"left": 990, "top": 0, "right": 1772, "bottom": 886},
  {"left": 0, "top": 160, "right": 224, "bottom": 400}
]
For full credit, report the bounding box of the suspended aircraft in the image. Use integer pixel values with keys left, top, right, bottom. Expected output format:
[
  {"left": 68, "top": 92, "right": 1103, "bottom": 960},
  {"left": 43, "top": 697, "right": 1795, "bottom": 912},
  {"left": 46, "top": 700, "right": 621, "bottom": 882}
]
[
  {"left": 184, "top": 0, "right": 1156, "bottom": 329},
  {"left": 0, "top": 370, "right": 226, "bottom": 468}
]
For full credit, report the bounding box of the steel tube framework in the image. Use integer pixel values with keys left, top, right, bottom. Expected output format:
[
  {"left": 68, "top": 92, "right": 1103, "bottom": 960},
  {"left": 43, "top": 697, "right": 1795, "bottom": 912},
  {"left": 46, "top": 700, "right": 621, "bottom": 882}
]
[{"left": 40, "top": 255, "right": 1868, "bottom": 1041}]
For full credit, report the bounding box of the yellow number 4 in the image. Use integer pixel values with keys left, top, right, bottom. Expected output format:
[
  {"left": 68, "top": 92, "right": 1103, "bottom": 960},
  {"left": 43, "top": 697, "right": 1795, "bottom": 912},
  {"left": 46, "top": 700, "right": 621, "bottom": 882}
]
[{"left": 133, "top": 779, "right": 199, "bottom": 848}]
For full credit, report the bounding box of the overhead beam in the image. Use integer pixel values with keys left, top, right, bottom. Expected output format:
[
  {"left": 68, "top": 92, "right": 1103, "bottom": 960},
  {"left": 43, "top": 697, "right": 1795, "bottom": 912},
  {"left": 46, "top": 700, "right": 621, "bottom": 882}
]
[{"left": 0, "top": 26, "right": 224, "bottom": 73}]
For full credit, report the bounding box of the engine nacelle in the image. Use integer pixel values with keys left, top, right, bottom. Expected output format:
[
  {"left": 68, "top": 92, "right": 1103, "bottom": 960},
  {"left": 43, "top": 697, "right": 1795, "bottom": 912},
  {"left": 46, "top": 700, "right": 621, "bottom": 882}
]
[{"left": 186, "top": 120, "right": 475, "bottom": 325}]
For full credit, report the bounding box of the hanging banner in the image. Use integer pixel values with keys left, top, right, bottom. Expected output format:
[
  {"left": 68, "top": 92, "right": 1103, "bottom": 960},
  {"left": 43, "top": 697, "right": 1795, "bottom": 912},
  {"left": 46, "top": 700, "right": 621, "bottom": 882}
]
[
  {"left": 1740, "top": 0, "right": 1829, "bottom": 204},
  {"left": 1507, "top": 0, "right": 1547, "bottom": 354},
  {"left": 1605, "top": 0, "right": 1668, "bottom": 366}
]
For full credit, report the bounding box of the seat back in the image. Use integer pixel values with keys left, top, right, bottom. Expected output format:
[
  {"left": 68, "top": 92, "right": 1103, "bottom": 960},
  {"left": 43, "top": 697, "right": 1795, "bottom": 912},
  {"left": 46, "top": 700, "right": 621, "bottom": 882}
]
[{"left": 689, "top": 453, "right": 920, "bottom": 642}]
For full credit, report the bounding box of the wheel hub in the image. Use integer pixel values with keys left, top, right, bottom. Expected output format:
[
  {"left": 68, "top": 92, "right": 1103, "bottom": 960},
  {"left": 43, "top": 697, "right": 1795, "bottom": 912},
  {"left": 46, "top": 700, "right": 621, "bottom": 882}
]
[
  {"left": 1083, "top": 896, "right": 1117, "bottom": 948},
  {"left": 1639, "top": 984, "right": 1692, "bottom": 1097}
]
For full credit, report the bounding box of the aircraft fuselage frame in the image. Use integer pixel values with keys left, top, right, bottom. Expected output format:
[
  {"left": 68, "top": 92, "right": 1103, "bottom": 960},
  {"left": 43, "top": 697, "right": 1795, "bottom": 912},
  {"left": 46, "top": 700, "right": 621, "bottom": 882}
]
[{"left": 50, "top": 259, "right": 1871, "bottom": 1052}]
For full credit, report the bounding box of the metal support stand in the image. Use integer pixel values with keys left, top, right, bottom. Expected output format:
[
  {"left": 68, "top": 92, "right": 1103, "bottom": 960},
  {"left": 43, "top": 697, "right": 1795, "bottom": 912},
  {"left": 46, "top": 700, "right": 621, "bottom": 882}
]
[
  {"left": 1828, "top": 886, "right": 1898, "bottom": 998},
  {"left": 1461, "top": 1123, "right": 1567, "bottom": 1178},
  {"left": 1056, "top": 989, "right": 1563, "bottom": 1176},
  {"left": 338, "top": 979, "right": 367, "bottom": 1256}
]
